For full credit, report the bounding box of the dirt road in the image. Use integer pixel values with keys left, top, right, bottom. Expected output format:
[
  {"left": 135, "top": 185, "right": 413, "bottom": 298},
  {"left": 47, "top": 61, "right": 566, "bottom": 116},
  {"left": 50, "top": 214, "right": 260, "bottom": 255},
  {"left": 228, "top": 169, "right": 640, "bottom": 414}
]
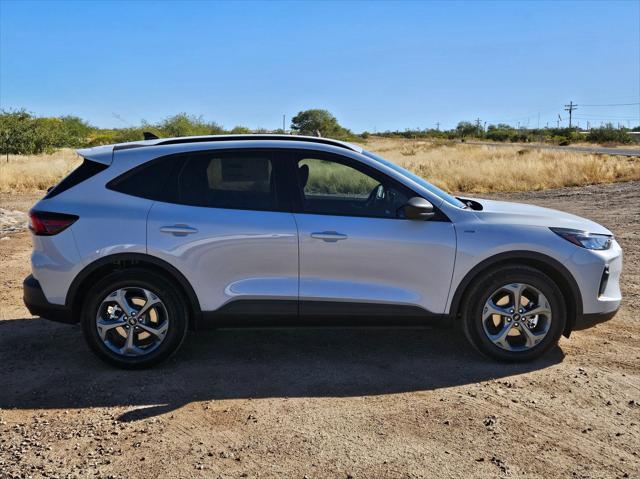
[
  {"left": 464, "top": 140, "right": 640, "bottom": 158},
  {"left": 1, "top": 183, "right": 639, "bottom": 478}
]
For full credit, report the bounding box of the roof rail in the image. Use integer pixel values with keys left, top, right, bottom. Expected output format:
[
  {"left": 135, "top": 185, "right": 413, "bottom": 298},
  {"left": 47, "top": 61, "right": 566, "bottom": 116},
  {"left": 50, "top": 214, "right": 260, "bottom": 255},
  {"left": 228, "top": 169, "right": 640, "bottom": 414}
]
[{"left": 113, "top": 134, "right": 361, "bottom": 152}]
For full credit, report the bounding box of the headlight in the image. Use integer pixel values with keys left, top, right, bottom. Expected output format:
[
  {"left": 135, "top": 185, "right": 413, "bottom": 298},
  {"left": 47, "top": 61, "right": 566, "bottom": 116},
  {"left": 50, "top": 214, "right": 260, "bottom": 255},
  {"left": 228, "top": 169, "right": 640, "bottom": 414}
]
[{"left": 550, "top": 227, "right": 612, "bottom": 250}]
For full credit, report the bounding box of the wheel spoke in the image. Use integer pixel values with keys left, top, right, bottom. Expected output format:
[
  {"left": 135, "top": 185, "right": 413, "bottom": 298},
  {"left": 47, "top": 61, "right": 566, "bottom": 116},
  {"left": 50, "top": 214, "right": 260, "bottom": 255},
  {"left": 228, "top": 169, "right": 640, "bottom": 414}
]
[
  {"left": 136, "top": 289, "right": 162, "bottom": 318},
  {"left": 519, "top": 323, "right": 547, "bottom": 348},
  {"left": 483, "top": 299, "right": 511, "bottom": 320},
  {"left": 487, "top": 320, "right": 514, "bottom": 348},
  {"left": 504, "top": 283, "right": 526, "bottom": 309},
  {"left": 526, "top": 304, "right": 552, "bottom": 317},
  {"left": 111, "top": 289, "right": 136, "bottom": 315},
  {"left": 138, "top": 320, "right": 169, "bottom": 339},
  {"left": 96, "top": 319, "right": 126, "bottom": 340},
  {"left": 526, "top": 292, "right": 551, "bottom": 317},
  {"left": 120, "top": 327, "right": 143, "bottom": 356}
]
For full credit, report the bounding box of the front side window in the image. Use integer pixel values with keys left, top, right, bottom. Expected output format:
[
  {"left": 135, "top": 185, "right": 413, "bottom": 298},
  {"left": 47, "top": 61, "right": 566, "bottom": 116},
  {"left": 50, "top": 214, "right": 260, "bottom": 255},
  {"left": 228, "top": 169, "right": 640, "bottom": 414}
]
[
  {"left": 177, "top": 151, "right": 278, "bottom": 210},
  {"left": 294, "top": 153, "right": 411, "bottom": 218},
  {"left": 362, "top": 150, "right": 467, "bottom": 209}
]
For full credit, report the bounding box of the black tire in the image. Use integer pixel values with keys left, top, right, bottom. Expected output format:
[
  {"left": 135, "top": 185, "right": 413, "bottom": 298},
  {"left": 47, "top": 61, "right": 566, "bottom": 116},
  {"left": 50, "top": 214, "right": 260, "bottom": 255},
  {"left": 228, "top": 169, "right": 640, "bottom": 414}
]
[
  {"left": 81, "top": 268, "right": 189, "bottom": 369},
  {"left": 461, "top": 265, "right": 566, "bottom": 362}
]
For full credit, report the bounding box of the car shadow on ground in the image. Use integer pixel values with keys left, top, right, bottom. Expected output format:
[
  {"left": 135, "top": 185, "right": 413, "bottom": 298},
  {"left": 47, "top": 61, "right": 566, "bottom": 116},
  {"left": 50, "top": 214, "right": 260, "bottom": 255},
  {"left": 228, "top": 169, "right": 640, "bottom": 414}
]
[{"left": 0, "top": 318, "right": 564, "bottom": 421}]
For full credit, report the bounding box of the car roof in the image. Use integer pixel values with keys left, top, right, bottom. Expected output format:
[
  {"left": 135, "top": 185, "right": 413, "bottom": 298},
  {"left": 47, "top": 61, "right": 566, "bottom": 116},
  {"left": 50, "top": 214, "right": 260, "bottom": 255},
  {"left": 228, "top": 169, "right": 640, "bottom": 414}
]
[{"left": 77, "top": 134, "right": 363, "bottom": 165}]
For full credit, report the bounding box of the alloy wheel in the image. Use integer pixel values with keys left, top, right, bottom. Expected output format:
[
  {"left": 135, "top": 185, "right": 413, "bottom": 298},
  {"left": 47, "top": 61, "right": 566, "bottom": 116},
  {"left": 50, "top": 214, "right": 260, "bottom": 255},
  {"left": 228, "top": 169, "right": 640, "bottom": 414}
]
[
  {"left": 481, "top": 282, "right": 552, "bottom": 351},
  {"left": 95, "top": 287, "right": 170, "bottom": 357}
]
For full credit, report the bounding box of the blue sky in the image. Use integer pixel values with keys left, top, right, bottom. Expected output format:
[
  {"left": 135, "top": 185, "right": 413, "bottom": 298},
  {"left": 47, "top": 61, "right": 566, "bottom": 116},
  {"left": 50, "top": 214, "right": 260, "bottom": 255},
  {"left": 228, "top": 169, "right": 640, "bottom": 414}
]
[{"left": 1, "top": 0, "right": 638, "bottom": 131}]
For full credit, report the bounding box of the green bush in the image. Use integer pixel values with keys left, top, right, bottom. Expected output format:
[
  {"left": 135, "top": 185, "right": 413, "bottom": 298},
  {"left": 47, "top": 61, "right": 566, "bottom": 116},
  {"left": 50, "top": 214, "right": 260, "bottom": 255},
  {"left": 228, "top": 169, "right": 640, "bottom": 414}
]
[
  {"left": 230, "top": 126, "right": 252, "bottom": 134},
  {"left": 586, "top": 125, "right": 633, "bottom": 144},
  {"left": 157, "top": 113, "right": 223, "bottom": 137}
]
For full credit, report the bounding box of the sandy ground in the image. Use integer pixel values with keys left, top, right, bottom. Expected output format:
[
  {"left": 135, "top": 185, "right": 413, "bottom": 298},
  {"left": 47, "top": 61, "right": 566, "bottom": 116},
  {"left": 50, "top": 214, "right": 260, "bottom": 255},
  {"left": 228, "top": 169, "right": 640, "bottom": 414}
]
[{"left": 0, "top": 183, "right": 639, "bottom": 479}]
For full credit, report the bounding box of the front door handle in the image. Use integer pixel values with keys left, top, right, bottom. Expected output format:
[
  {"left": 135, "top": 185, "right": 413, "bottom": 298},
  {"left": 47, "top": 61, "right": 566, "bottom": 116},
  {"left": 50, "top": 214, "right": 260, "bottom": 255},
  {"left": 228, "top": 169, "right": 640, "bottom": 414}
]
[
  {"left": 160, "top": 225, "right": 199, "bottom": 236},
  {"left": 310, "top": 231, "right": 348, "bottom": 242}
]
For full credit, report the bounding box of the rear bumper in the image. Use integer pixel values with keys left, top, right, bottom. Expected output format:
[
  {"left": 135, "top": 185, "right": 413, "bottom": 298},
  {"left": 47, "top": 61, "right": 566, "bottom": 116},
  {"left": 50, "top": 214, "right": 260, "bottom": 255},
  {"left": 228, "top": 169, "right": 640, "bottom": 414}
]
[{"left": 23, "top": 275, "right": 75, "bottom": 324}]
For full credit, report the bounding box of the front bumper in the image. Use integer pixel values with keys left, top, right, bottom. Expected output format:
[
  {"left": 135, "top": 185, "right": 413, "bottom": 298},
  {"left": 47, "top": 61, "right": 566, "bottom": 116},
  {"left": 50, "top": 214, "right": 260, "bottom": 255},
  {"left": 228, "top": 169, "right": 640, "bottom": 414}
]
[
  {"left": 23, "top": 275, "right": 75, "bottom": 324},
  {"left": 573, "top": 308, "right": 619, "bottom": 331}
]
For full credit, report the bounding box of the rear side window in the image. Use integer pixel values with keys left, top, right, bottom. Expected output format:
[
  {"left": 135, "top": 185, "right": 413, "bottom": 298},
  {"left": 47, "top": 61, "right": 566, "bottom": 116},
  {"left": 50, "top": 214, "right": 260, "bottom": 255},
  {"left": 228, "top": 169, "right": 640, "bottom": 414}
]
[
  {"left": 175, "top": 151, "right": 278, "bottom": 211},
  {"left": 45, "top": 159, "right": 108, "bottom": 199},
  {"left": 107, "top": 156, "right": 181, "bottom": 201}
]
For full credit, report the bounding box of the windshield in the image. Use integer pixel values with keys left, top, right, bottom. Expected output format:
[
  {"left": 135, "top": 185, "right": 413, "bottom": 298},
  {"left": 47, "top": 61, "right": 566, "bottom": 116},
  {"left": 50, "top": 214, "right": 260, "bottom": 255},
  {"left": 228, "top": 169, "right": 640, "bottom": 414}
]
[{"left": 362, "top": 150, "right": 467, "bottom": 209}]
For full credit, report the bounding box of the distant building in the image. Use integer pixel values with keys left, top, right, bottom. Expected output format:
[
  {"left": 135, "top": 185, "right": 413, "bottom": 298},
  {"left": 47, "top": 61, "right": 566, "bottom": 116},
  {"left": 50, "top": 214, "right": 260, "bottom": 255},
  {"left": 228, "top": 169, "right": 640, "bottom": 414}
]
[{"left": 628, "top": 131, "right": 640, "bottom": 143}]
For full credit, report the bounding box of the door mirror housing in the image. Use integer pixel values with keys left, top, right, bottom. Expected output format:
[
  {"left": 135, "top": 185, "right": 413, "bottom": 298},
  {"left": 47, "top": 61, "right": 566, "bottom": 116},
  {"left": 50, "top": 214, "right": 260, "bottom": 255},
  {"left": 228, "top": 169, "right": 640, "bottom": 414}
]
[{"left": 403, "top": 197, "right": 435, "bottom": 220}]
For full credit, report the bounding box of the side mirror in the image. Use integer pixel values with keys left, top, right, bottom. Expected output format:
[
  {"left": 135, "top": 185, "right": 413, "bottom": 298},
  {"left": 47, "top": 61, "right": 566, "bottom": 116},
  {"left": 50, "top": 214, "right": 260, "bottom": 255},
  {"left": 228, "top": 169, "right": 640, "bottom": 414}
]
[{"left": 403, "top": 197, "right": 435, "bottom": 220}]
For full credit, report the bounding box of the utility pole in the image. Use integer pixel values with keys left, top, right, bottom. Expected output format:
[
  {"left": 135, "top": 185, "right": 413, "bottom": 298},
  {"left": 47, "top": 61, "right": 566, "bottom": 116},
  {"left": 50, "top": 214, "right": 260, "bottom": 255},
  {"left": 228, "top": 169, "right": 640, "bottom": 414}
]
[
  {"left": 557, "top": 115, "right": 562, "bottom": 128},
  {"left": 436, "top": 122, "right": 440, "bottom": 131},
  {"left": 475, "top": 118, "right": 482, "bottom": 134},
  {"left": 282, "top": 115, "right": 286, "bottom": 133},
  {"left": 564, "top": 101, "right": 577, "bottom": 128}
]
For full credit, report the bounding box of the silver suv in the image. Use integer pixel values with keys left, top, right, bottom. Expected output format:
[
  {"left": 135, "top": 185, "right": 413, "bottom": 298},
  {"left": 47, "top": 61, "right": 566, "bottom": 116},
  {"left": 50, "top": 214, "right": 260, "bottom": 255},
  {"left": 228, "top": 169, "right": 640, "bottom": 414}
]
[{"left": 24, "top": 135, "right": 622, "bottom": 368}]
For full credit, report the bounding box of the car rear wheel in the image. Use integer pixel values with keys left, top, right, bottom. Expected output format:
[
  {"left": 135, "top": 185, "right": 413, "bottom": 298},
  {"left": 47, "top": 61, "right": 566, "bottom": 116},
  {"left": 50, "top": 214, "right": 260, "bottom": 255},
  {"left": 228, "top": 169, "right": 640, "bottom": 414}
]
[
  {"left": 81, "top": 269, "right": 188, "bottom": 369},
  {"left": 462, "top": 265, "right": 566, "bottom": 362}
]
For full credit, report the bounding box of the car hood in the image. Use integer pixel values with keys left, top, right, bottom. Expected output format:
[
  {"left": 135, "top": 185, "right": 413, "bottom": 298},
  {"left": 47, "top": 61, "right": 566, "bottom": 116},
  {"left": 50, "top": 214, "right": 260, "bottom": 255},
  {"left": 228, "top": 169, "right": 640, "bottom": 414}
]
[{"left": 468, "top": 198, "right": 612, "bottom": 235}]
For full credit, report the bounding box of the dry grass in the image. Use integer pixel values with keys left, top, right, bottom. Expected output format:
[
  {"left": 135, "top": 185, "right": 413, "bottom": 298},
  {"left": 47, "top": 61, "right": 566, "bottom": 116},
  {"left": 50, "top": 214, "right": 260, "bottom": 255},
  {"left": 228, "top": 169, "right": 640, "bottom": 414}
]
[
  {"left": 0, "top": 149, "right": 81, "bottom": 193},
  {"left": 361, "top": 138, "right": 640, "bottom": 193},
  {"left": 1, "top": 140, "right": 639, "bottom": 195}
]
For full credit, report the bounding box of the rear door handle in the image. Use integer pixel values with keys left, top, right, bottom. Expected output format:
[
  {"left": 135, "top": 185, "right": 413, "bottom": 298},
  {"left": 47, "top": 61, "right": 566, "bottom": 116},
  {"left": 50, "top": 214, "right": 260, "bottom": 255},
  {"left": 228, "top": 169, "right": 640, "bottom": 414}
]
[
  {"left": 160, "top": 225, "right": 199, "bottom": 236},
  {"left": 310, "top": 231, "right": 348, "bottom": 242}
]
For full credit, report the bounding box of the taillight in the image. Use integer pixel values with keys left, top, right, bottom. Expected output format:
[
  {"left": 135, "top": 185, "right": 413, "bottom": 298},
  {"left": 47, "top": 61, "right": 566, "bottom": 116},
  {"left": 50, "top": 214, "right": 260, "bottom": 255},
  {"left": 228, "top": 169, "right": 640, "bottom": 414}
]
[{"left": 28, "top": 211, "right": 78, "bottom": 236}]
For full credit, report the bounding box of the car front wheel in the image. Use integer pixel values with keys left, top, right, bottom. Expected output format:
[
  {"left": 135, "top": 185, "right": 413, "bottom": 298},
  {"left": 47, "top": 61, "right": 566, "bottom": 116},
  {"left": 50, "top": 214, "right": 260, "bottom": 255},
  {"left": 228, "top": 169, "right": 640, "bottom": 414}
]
[{"left": 462, "top": 265, "right": 566, "bottom": 362}]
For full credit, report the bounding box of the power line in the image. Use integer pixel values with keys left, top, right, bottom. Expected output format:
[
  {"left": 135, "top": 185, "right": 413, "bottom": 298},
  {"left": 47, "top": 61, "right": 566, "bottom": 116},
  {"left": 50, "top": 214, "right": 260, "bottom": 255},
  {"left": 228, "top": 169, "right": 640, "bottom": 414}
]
[
  {"left": 574, "top": 115, "right": 640, "bottom": 120},
  {"left": 580, "top": 102, "right": 640, "bottom": 107}
]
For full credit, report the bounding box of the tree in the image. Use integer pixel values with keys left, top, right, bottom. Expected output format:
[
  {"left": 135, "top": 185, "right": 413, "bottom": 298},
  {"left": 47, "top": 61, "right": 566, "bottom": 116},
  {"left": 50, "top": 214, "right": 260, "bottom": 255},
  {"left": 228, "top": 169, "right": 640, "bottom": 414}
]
[
  {"left": 290, "top": 109, "right": 352, "bottom": 139},
  {"left": 455, "top": 121, "right": 477, "bottom": 139},
  {"left": 0, "top": 110, "right": 38, "bottom": 159}
]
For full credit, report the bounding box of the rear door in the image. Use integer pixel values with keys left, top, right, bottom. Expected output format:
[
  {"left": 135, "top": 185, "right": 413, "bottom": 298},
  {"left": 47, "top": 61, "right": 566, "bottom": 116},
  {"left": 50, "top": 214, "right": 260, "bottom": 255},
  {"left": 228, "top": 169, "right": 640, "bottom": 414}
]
[
  {"left": 145, "top": 149, "right": 299, "bottom": 316},
  {"left": 289, "top": 150, "right": 457, "bottom": 317}
]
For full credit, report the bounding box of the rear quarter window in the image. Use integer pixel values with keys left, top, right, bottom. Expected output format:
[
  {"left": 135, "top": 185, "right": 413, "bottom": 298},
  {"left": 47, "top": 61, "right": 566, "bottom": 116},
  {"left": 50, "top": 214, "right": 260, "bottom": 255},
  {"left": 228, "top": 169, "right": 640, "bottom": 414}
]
[
  {"left": 45, "top": 159, "right": 109, "bottom": 199},
  {"left": 107, "top": 156, "right": 183, "bottom": 202}
]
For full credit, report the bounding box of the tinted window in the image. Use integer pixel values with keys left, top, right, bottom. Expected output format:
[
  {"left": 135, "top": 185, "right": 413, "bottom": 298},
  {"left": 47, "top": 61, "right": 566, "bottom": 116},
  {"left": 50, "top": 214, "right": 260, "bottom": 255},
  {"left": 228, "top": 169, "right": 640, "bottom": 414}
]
[
  {"left": 107, "top": 156, "right": 180, "bottom": 201},
  {"left": 176, "top": 151, "right": 278, "bottom": 210},
  {"left": 295, "top": 154, "right": 411, "bottom": 218},
  {"left": 362, "top": 150, "right": 467, "bottom": 209},
  {"left": 45, "top": 159, "right": 108, "bottom": 199}
]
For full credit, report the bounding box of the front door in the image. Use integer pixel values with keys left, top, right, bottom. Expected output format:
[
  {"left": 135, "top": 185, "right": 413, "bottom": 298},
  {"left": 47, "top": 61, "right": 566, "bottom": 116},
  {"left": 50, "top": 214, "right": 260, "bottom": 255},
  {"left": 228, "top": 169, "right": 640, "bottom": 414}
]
[{"left": 290, "top": 151, "right": 456, "bottom": 317}]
